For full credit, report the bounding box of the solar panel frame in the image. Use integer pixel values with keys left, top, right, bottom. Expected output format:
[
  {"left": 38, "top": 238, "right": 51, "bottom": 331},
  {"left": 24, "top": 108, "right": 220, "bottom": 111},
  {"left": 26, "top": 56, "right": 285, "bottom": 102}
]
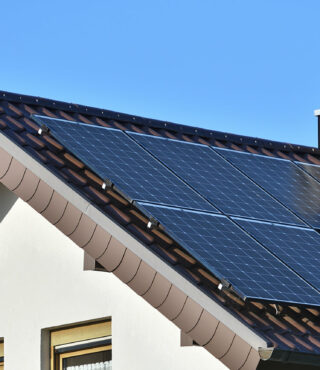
[
  {"left": 137, "top": 202, "right": 320, "bottom": 306},
  {"left": 295, "top": 161, "right": 320, "bottom": 184},
  {"left": 233, "top": 218, "right": 320, "bottom": 294},
  {"left": 32, "top": 115, "right": 320, "bottom": 306},
  {"left": 129, "top": 132, "right": 303, "bottom": 226},
  {"left": 33, "top": 115, "right": 218, "bottom": 213},
  {"left": 214, "top": 147, "right": 320, "bottom": 228}
]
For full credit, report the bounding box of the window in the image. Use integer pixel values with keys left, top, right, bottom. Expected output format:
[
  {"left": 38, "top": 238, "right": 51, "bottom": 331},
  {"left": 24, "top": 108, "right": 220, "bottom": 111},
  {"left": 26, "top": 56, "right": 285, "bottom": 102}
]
[
  {"left": 50, "top": 320, "right": 111, "bottom": 370},
  {"left": 0, "top": 341, "right": 3, "bottom": 369}
]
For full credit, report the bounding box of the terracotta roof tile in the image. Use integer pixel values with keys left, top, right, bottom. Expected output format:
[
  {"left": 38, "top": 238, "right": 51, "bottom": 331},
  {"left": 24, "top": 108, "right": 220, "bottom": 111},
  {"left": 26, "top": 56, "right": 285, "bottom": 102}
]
[
  {"left": 57, "top": 110, "right": 75, "bottom": 121},
  {"left": 6, "top": 116, "right": 25, "bottom": 131},
  {"left": 23, "top": 132, "right": 46, "bottom": 150},
  {"left": 127, "top": 224, "right": 154, "bottom": 245},
  {"left": 84, "top": 185, "right": 110, "bottom": 205},
  {"left": 276, "top": 150, "right": 291, "bottom": 160},
  {"left": 84, "top": 169, "right": 104, "bottom": 187},
  {"left": 260, "top": 147, "right": 274, "bottom": 157},
  {"left": 21, "top": 117, "right": 40, "bottom": 132},
  {"left": 95, "top": 117, "right": 111, "bottom": 127},
  {"left": 42, "top": 134, "right": 64, "bottom": 152},
  {"left": 22, "top": 104, "right": 37, "bottom": 115},
  {"left": 45, "top": 150, "right": 65, "bottom": 168},
  {"left": 0, "top": 119, "right": 7, "bottom": 130},
  {"left": 306, "top": 154, "right": 320, "bottom": 165},
  {"left": 172, "top": 248, "right": 197, "bottom": 265},
  {"left": 62, "top": 168, "right": 87, "bottom": 186},
  {"left": 151, "top": 228, "right": 174, "bottom": 245},
  {"left": 245, "top": 145, "right": 259, "bottom": 154},
  {"left": 197, "top": 268, "right": 220, "bottom": 286},
  {"left": 77, "top": 114, "right": 94, "bottom": 125},
  {"left": 229, "top": 143, "right": 242, "bottom": 151},
  {"left": 39, "top": 107, "right": 57, "bottom": 118},
  {"left": 7, "top": 103, "right": 23, "bottom": 117},
  {"left": 153, "top": 244, "right": 179, "bottom": 265},
  {"left": 105, "top": 204, "right": 131, "bottom": 225},
  {"left": 63, "top": 153, "right": 85, "bottom": 170},
  {"left": 147, "top": 127, "right": 162, "bottom": 137}
]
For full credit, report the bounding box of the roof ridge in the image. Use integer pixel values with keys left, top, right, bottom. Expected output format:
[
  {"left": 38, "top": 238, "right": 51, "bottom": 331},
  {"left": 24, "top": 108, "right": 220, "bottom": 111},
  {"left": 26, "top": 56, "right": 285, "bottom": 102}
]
[{"left": 0, "top": 89, "right": 319, "bottom": 156}]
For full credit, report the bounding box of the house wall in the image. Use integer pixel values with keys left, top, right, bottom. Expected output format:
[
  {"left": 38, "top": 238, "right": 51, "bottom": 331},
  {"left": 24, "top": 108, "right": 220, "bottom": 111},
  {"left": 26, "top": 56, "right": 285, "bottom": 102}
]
[{"left": 0, "top": 185, "right": 226, "bottom": 370}]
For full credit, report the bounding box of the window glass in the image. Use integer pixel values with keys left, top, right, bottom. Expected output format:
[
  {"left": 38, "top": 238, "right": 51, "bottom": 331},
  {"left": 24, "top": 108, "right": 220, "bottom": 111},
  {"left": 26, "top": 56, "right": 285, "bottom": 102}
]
[{"left": 63, "top": 349, "right": 112, "bottom": 369}]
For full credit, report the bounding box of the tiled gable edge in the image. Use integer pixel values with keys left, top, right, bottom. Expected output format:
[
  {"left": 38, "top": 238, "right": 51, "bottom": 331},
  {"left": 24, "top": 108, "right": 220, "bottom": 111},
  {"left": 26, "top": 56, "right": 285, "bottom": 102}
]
[{"left": 0, "top": 133, "right": 269, "bottom": 370}]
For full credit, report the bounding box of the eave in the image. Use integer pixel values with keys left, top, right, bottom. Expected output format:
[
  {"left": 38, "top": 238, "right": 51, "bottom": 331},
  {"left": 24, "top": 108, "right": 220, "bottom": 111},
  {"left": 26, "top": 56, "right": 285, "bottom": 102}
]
[{"left": 0, "top": 123, "right": 269, "bottom": 370}]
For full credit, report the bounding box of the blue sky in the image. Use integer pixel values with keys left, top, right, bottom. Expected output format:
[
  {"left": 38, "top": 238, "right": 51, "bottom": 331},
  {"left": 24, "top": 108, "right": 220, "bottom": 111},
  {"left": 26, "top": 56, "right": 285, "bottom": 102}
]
[{"left": 2, "top": 1, "right": 320, "bottom": 146}]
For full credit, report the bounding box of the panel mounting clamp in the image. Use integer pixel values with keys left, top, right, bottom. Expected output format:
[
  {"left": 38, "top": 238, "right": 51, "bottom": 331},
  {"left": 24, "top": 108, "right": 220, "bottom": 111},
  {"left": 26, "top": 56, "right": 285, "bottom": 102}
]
[
  {"left": 272, "top": 303, "right": 283, "bottom": 316},
  {"left": 37, "top": 124, "right": 50, "bottom": 136},
  {"left": 102, "top": 179, "right": 113, "bottom": 190},
  {"left": 147, "top": 217, "right": 159, "bottom": 230},
  {"left": 218, "top": 278, "right": 231, "bottom": 291}
]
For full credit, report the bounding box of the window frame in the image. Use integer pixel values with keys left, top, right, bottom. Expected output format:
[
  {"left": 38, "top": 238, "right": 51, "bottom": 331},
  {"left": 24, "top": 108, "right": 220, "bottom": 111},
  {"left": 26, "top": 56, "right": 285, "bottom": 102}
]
[
  {"left": 50, "top": 320, "right": 111, "bottom": 370},
  {"left": 0, "top": 341, "right": 4, "bottom": 369},
  {"left": 56, "top": 344, "right": 111, "bottom": 370}
]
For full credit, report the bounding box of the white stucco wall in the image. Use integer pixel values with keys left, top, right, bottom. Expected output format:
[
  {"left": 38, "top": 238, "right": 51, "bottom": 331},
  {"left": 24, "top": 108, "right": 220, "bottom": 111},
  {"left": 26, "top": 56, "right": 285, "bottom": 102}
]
[{"left": 0, "top": 185, "right": 226, "bottom": 370}]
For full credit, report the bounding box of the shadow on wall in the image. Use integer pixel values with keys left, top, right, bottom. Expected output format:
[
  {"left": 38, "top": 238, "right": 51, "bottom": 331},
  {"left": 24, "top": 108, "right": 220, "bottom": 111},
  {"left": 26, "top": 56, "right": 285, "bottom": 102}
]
[{"left": 0, "top": 183, "right": 17, "bottom": 222}]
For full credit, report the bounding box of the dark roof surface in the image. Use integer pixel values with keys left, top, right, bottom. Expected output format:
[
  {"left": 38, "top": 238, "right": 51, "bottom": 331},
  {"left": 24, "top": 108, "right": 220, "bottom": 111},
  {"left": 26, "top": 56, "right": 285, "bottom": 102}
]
[{"left": 1, "top": 90, "right": 320, "bottom": 357}]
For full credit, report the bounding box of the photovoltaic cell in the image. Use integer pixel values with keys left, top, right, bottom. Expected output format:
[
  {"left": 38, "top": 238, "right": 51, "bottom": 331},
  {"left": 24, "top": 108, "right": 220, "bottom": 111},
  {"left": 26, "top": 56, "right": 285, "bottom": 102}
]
[
  {"left": 138, "top": 202, "right": 320, "bottom": 306},
  {"left": 33, "top": 115, "right": 320, "bottom": 306},
  {"left": 34, "top": 116, "right": 216, "bottom": 212},
  {"left": 130, "top": 133, "right": 302, "bottom": 225},
  {"left": 296, "top": 162, "right": 320, "bottom": 183},
  {"left": 215, "top": 148, "right": 320, "bottom": 228},
  {"left": 234, "top": 219, "right": 320, "bottom": 292}
]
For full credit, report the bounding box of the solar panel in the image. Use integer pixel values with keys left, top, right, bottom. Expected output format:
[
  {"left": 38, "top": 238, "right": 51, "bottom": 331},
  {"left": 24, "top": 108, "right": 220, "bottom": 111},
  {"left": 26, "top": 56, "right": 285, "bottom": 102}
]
[
  {"left": 234, "top": 218, "right": 320, "bottom": 293},
  {"left": 33, "top": 116, "right": 320, "bottom": 306},
  {"left": 215, "top": 148, "right": 320, "bottom": 228},
  {"left": 296, "top": 162, "right": 320, "bottom": 183},
  {"left": 138, "top": 202, "right": 320, "bottom": 306},
  {"left": 34, "top": 116, "right": 217, "bottom": 212},
  {"left": 129, "top": 133, "right": 302, "bottom": 225}
]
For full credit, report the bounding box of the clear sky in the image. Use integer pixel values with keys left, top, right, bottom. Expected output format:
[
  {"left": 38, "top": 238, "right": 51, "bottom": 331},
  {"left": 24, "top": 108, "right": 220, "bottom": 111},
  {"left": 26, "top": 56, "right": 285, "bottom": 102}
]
[{"left": 2, "top": 1, "right": 320, "bottom": 146}]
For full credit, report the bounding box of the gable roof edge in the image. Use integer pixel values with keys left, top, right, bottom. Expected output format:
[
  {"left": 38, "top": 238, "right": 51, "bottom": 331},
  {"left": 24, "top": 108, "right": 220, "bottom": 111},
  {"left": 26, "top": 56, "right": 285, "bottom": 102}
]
[{"left": 0, "top": 130, "right": 270, "bottom": 354}]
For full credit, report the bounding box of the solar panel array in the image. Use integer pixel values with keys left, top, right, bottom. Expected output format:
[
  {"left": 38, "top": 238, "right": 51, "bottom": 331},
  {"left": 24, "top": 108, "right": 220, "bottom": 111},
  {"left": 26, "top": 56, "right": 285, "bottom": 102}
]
[
  {"left": 138, "top": 203, "right": 320, "bottom": 305},
  {"left": 36, "top": 116, "right": 216, "bottom": 212},
  {"left": 130, "top": 133, "right": 302, "bottom": 225},
  {"left": 216, "top": 148, "right": 320, "bottom": 228},
  {"left": 33, "top": 115, "right": 320, "bottom": 306},
  {"left": 297, "top": 162, "right": 320, "bottom": 183},
  {"left": 235, "top": 219, "right": 320, "bottom": 292}
]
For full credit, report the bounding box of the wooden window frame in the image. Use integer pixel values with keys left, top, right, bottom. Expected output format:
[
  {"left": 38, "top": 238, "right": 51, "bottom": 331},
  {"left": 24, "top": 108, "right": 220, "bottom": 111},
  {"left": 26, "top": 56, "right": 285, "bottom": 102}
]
[
  {"left": 56, "top": 344, "right": 111, "bottom": 370},
  {"left": 0, "top": 341, "right": 4, "bottom": 369},
  {"left": 50, "top": 320, "right": 111, "bottom": 370}
]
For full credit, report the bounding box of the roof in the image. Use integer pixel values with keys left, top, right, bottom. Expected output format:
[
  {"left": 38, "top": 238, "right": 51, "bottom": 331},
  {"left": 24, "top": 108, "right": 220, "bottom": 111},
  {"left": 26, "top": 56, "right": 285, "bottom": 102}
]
[{"left": 1, "top": 90, "right": 320, "bottom": 369}]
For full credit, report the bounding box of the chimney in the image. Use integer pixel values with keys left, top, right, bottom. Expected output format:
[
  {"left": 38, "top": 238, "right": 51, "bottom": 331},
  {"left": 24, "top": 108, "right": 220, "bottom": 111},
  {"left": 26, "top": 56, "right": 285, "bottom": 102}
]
[{"left": 314, "top": 110, "right": 320, "bottom": 148}]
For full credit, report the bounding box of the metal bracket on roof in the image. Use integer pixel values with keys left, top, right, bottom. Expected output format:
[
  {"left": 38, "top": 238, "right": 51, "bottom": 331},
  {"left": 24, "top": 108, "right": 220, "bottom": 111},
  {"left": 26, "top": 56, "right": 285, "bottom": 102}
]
[
  {"left": 273, "top": 303, "right": 283, "bottom": 316},
  {"left": 112, "top": 185, "right": 134, "bottom": 204},
  {"left": 217, "top": 278, "right": 231, "bottom": 291},
  {"left": 102, "top": 179, "right": 113, "bottom": 190},
  {"left": 37, "top": 124, "right": 50, "bottom": 136},
  {"left": 147, "top": 217, "right": 159, "bottom": 230}
]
